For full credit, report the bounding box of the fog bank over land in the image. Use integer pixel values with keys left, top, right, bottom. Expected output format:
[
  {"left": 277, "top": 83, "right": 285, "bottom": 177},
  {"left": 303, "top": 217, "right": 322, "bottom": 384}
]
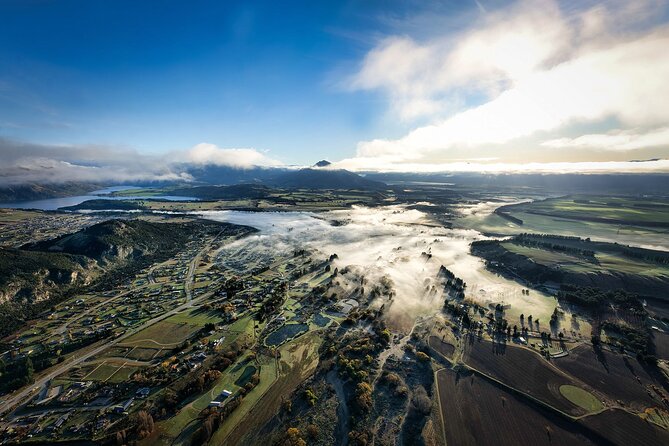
[{"left": 201, "top": 206, "right": 564, "bottom": 330}]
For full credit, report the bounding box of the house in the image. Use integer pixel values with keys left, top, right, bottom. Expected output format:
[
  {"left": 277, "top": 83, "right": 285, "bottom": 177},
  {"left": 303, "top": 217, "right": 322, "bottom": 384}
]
[
  {"left": 218, "top": 389, "right": 232, "bottom": 400},
  {"left": 112, "top": 398, "right": 134, "bottom": 414},
  {"left": 136, "top": 387, "right": 150, "bottom": 398},
  {"left": 209, "top": 390, "right": 233, "bottom": 408},
  {"left": 335, "top": 298, "right": 359, "bottom": 315}
]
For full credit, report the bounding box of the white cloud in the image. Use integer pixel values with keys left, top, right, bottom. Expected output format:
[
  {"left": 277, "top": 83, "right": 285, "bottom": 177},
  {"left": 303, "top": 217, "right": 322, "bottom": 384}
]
[
  {"left": 0, "top": 139, "right": 284, "bottom": 186},
  {"left": 333, "top": 157, "right": 669, "bottom": 174},
  {"left": 351, "top": 0, "right": 571, "bottom": 120},
  {"left": 185, "top": 143, "right": 282, "bottom": 168},
  {"left": 346, "top": 0, "right": 669, "bottom": 170},
  {"left": 542, "top": 127, "right": 669, "bottom": 151}
]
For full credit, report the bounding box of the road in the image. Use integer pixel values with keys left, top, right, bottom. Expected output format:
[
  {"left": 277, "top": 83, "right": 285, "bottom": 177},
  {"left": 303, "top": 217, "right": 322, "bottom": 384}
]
[{"left": 185, "top": 235, "right": 221, "bottom": 306}]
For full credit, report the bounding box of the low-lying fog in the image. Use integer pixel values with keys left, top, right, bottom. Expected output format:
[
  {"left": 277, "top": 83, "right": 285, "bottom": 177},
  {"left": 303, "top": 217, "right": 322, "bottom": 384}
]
[{"left": 200, "top": 206, "right": 582, "bottom": 333}]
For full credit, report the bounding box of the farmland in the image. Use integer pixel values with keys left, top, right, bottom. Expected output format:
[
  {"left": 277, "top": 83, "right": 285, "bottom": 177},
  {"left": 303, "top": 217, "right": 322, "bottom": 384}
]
[
  {"left": 471, "top": 234, "right": 669, "bottom": 301},
  {"left": 457, "top": 196, "right": 669, "bottom": 250},
  {"left": 435, "top": 368, "right": 595, "bottom": 446},
  {"left": 119, "top": 321, "right": 201, "bottom": 348},
  {"left": 553, "top": 344, "right": 665, "bottom": 411},
  {"left": 501, "top": 196, "right": 669, "bottom": 227},
  {"left": 579, "top": 409, "right": 669, "bottom": 446},
  {"left": 428, "top": 335, "right": 456, "bottom": 360},
  {"left": 463, "top": 340, "right": 586, "bottom": 415}
]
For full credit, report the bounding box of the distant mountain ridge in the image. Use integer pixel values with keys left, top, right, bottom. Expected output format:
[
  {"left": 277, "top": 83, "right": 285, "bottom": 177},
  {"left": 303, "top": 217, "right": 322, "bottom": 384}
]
[
  {"left": 181, "top": 163, "right": 386, "bottom": 190},
  {"left": 273, "top": 167, "right": 385, "bottom": 190},
  {"left": 5, "top": 164, "right": 669, "bottom": 203}
]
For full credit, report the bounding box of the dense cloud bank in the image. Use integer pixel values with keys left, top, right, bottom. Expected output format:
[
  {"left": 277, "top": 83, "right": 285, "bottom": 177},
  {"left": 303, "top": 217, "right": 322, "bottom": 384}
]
[{"left": 0, "top": 138, "right": 281, "bottom": 186}]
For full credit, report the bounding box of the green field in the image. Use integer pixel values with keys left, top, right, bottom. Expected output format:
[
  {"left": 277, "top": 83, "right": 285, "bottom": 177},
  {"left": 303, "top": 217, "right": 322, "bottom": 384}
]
[
  {"left": 121, "top": 321, "right": 200, "bottom": 347},
  {"left": 517, "top": 196, "right": 669, "bottom": 225},
  {"left": 83, "top": 362, "right": 140, "bottom": 382},
  {"left": 458, "top": 196, "right": 669, "bottom": 250},
  {"left": 559, "top": 385, "right": 604, "bottom": 412},
  {"left": 167, "top": 308, "right": 226, "bottom": 326},
  {"left": 501, "top": 242, "right": 669, "bottom": 278}
]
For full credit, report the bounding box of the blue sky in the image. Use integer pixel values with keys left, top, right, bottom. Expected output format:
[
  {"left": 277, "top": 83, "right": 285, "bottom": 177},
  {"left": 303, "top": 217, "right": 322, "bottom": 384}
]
[
  {"left": 1, "top": 0, "right": 669, "bottom": 182},
  {"left": 0, "top": 0, "right": 427, "bottom": 163}
]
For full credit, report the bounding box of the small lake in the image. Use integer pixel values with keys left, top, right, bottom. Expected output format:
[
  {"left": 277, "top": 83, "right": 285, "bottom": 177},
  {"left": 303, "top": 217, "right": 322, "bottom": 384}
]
[
  {"left": 0, "top": 186, "right": 198, "bottom": 211},
  {"left": 265, "top": 323, "right": 309, "bottom": 346}
]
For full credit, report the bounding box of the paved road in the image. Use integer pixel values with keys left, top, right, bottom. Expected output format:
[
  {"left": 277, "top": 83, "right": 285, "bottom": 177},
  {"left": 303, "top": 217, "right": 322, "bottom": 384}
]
[{"left": 185, "top": 236, "right": 219, "bottom": 306}]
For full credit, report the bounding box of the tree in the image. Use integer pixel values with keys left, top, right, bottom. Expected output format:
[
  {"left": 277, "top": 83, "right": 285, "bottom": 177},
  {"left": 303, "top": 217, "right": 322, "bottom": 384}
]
[
  {"left": 306, "top": 424, "right": 320, "bottom": 439},
  {"left": 412, "top": 385, "right": 432, "bottom": 415},
  {"left": 304, "top": 388, "right": 318, "bottom": 406},
  {"left": 284, "top": 427, "right": 307, "bottom": 446},
  {"left": 135, "top": 410, "right": 154, "bottom": 439},
  {"left": 355, "top": 382, "right": 373, "bottom": 412},
  {"left": 25, "top": 357, "right": 34, "bottom": 384},
  {"left": 162, "top": 388, "right": 178, "bottom": 410}
]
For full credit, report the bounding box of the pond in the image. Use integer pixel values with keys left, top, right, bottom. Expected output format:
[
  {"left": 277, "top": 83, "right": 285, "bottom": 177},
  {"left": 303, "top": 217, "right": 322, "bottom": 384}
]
[
  {"left": 312, "top": 313, "right": 331, "bottom": 327},
  {"left": 265, "top": 323, "right": 309, "bottom": 346}
]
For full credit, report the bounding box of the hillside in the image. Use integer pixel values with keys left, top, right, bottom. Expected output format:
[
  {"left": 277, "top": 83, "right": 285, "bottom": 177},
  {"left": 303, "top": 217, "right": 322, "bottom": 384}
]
[
  {"left": 272, "top": 168, "right": 386, "bottom": 190},
  {"left": 0, "top": 248, "right": 94, "bottom": 303},
  {"left": 0, "top": 218, "right": 257, "bottom": 337},
  {"left": 23, "top": 219, "right": 254, "bottom": 264},
  {"left": 0, "top": 182, "right": 102, "bottom": 203},
  {"left": 0, "top": 247, "right": 97, "bottom": 338}
]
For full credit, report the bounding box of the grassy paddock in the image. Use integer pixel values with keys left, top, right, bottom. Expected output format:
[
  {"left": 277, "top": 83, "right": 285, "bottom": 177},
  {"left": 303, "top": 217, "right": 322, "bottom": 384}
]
[
  {"left": 559, "top": 385, "right": 603, "bottom": 412},
  {"left": 120, "top": 321, "right": 200, "bottom": 347}
]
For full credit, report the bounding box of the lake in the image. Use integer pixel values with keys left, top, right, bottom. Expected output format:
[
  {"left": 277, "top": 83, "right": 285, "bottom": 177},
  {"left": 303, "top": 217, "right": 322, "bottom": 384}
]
[{"left": 0, "top": 186, "right": 198, "bottom": 211}]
